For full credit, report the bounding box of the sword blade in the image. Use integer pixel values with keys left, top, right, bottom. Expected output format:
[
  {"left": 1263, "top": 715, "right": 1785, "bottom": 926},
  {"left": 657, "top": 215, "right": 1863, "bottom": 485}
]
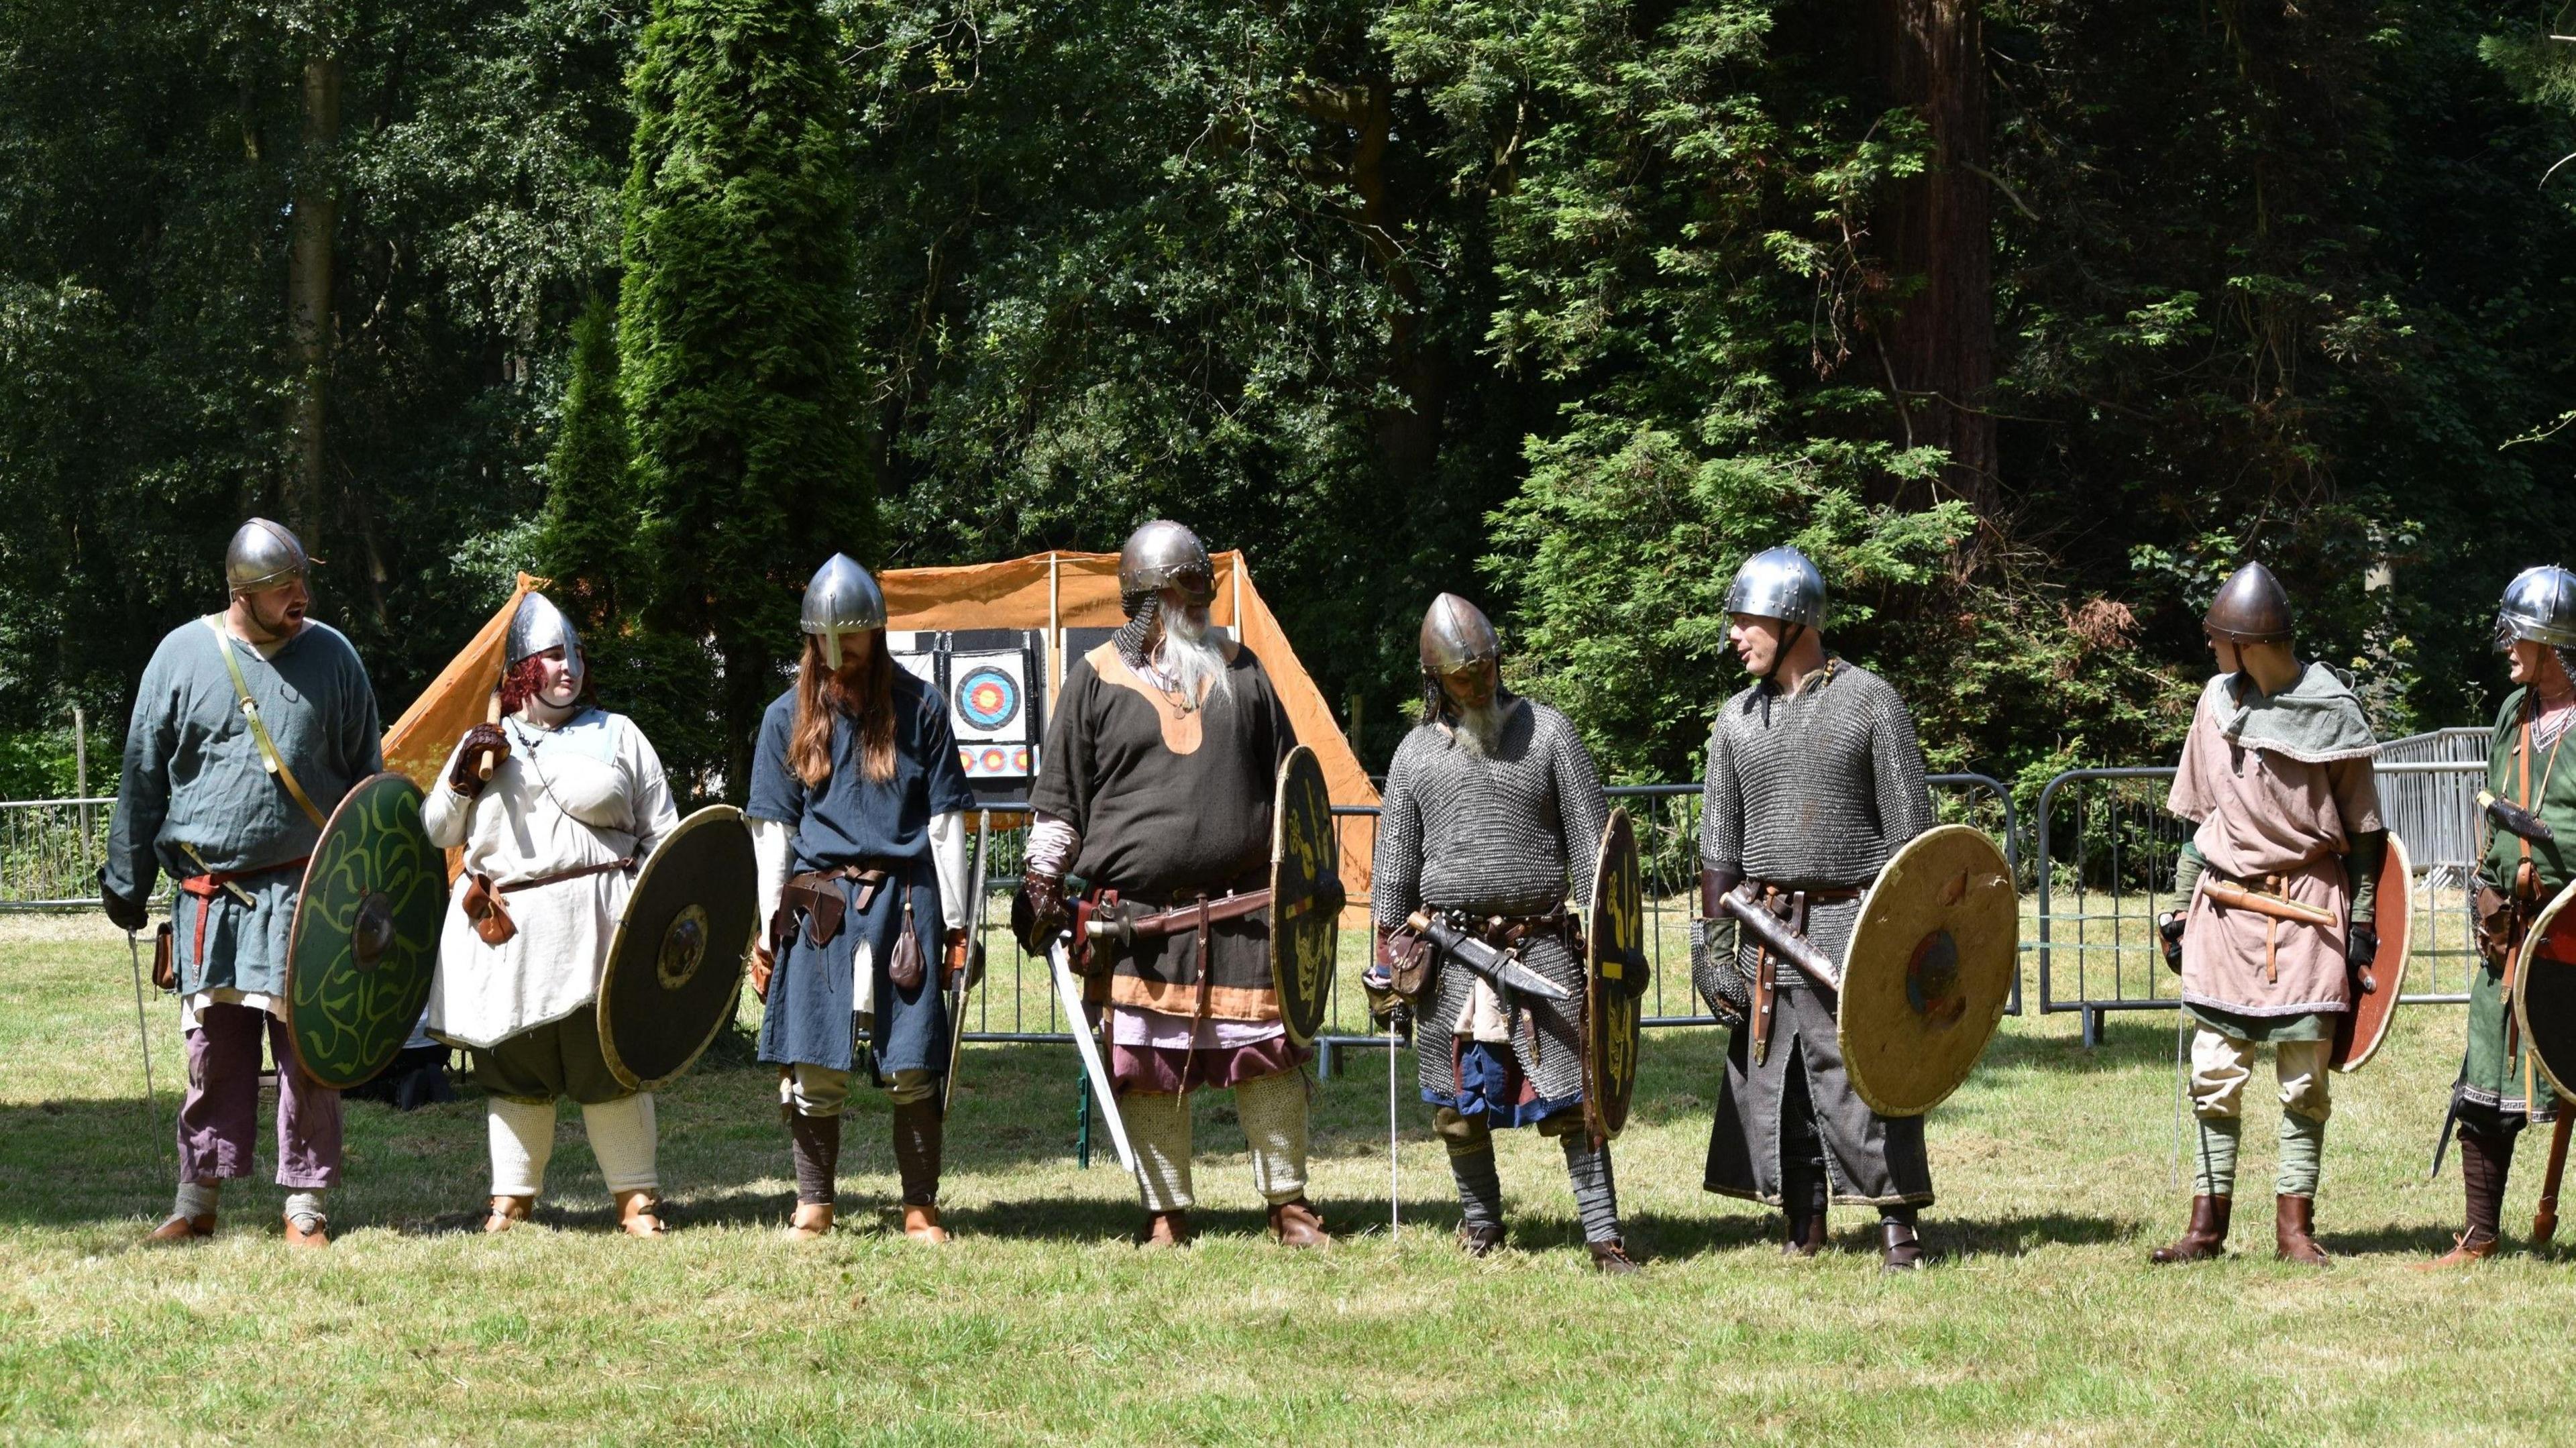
[
  {"left": 1049, "top": 942, "right": 1136, "bottom": 1174},
  {"left": 124, "top": 930, "right": 168, "bottom": 1176}
]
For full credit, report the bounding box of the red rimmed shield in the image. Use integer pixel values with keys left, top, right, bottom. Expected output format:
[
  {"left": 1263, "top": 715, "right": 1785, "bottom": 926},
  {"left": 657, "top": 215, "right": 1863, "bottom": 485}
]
[{"left": 2332, "top": 830, "right": 2411, "bottom": 1072}]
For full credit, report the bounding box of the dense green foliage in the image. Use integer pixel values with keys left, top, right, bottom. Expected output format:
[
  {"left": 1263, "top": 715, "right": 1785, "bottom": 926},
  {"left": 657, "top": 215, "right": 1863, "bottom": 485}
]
[{"left": 3, "top": 0, "right": 2574, "bottom": 797}]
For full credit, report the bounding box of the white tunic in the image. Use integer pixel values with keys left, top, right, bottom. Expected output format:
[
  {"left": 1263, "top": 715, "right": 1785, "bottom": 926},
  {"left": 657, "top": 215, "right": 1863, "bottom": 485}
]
[{"left": 421, "top": 708, "right": 678, "bottom": 1049}]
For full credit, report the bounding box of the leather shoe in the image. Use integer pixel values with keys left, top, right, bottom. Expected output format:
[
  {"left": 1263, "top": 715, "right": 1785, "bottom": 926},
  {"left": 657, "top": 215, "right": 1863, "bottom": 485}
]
[
  {"left": 2274, "top": 1194, "right": 2328, "bottom": 1267},
  {"left": 1267, "top": 1197, "right": 1331, "bottom": 1248},
  {"left": 284, "top": 1211, "right": 330, "bottom": 1249},
  {"left": 2411, "top": 1230, "right": 2502, "bottom": 1270},
  {"left": 902, "top": 1203, "right": 949, "bottom": 1245},
  {"left": 616, "top": 1190, "right": 669, "bottom": 1237},
  {"left": 1137, "top": 1209, "right": 1193, "bottom": 1248},
  {"left": 1589, "top": 1238, "right": 1643, "bottom": 1275},
  {"left": 784, "top": 1202, "right": 834, "bottom": 1241},
  {"left": 2149, "top": 1194, "right": 2231, "bottom": 1265},
  {"left": 1880, "top": 1219, "right": 1926, "bottom": 1272},
  {"left": 145, "top": 1213, "right": 214, "bottom": 1245},
  {"left": 1458, "top": 1222, "right": 1506, "bottom": 1258}
]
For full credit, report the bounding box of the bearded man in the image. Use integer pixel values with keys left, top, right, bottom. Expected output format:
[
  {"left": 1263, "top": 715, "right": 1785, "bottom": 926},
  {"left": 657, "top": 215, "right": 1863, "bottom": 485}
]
[
  {"left": 1369, "top": 594, "right": 1638, "bottom": 1272},
  {"left": 102, "top": 520, "right": 384, "bottom": 1246},
  {"left": 2418, "top": 564, "right": 2576, "bottom": 1267},
  {"left": 2149, "top": 562, "right": 2384, "bottom": 1268},
  {"left": 1014, "top": 520, "right": 1326, "bottom": 1247},
  {"left": 1695, "top": 546, "right": 1938, "bottom": 1271}
]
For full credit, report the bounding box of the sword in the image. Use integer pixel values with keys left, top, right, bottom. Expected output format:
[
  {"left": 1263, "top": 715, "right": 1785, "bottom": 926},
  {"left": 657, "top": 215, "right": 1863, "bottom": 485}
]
[
  {"left": 1401, "top": 911, "right": 1573, "bottom": 1003},
  {"left": 942, "top": 813, "right": 992, "bottom": 1113},
  {"left": 123, "top": 928, "right": 168, "bottom": 1176},
  {"left": 1717, "top": 886, "right": 1842, "bottom": 992},
  {"left": 1047, "top": 940, "right": 1136, "bottom": 1174},
  {"left": 2201, "top": 878, "right": 2339, "bottom": 929}
]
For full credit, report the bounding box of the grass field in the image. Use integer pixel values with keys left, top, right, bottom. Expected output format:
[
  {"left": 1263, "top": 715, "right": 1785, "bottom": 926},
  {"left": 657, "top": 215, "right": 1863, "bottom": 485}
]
[{"left": 4, "top": 911, "right": 2574, "bottom": 1445}]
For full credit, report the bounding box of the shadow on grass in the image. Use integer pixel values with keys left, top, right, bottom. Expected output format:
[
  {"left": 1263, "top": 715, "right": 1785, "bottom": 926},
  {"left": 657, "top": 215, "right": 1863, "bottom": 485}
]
[{"left": 1978, "top": 1011, "right": 2183, "bottom": 1073}]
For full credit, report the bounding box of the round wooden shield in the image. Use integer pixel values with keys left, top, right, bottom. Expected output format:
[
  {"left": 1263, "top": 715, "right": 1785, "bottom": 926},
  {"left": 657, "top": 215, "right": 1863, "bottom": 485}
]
[
  {"left": 1583, "top": 808, "right": 1646, "bottom": 1143},
  {"left": 1269, "top": 745, "right": 1340, "bottom": 1047},
  {"left": 598, "top": 805, "right": 757, "bottom": 1091},
  {"left": 1837, "top": 824, "right": 2018, "bottom": 1117},
  {"left": 284, "top": 773, "right": 447, "bottom": 1089},
  {"left": 2513, "top": 877, "right": 2576, "bottom": 1099},
  {"left": 2331, "top": 830, "right": 2411, "bottom": 1072}
]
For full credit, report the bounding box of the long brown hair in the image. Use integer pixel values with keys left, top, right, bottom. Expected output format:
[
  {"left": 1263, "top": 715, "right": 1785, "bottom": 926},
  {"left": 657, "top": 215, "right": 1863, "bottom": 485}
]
[{"left": 790, "top": 632, "right": 897, "bottom": 787}]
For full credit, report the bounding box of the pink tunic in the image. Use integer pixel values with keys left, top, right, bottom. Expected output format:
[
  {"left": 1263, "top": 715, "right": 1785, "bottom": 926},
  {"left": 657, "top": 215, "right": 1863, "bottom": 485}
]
[{"left": 2167, "top": 681, "right": 2383, "bottom": 1019}]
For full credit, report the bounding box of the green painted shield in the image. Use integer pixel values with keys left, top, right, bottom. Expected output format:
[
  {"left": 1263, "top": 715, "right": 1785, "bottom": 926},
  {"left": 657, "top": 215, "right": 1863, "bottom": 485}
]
[
  {"left": 1269, "top": 745, "right": 1342, "bottom": 1047},
  {"left": 284, "top": 773, "right": 446, "bottom": 1089},
  {"left": 1583, "top": 809, "right": 1646, "bottom": 1144}
]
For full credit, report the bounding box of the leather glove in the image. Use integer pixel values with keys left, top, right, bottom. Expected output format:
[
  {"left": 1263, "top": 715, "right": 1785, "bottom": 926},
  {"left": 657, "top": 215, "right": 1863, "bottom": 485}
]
[
  {"left": 749, "top": 944, "right": 774, "bottom": 1003},
  {"left": 1012, "top": 871, "right": 1069, "bottom": 956},
  {"left": 99, "top": 867, "right": 149, "bottom": 933},
  {"left": 448, "top": 723, "right": 511, "bottom": 796},
  {"left": 942, "top": 928, "right": 977, "bottom": 991},
  {"left": 2347, "top": 919, "right": 2379, "bottom": 993},
  {"left": 2156, "top": 911, "right": 2186, "bottom": 974}
]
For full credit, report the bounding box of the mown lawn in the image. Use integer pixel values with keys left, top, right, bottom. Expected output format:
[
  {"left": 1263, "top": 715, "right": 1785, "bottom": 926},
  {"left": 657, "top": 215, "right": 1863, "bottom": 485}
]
[{"left": 1, "top": 911, "right": 2570, "bottom": 1445}]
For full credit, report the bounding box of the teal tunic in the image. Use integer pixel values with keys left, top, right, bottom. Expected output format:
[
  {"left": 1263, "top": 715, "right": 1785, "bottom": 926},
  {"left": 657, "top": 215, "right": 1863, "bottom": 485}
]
[
  {"left": 2457, "top": 687, "right": 2575, "bottom": 1124},
  {"left": 105, "top": 617, "right": 384, "bottom": 998}
]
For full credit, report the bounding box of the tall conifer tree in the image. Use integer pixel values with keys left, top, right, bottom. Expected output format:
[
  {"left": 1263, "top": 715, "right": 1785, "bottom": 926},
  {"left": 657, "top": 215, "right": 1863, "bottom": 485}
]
[
  {"left": 618, "top": 0, "right": 873, "bottom": 795},
  {"left": 537, "top": 292, "right": 636, "bottom": 628}
]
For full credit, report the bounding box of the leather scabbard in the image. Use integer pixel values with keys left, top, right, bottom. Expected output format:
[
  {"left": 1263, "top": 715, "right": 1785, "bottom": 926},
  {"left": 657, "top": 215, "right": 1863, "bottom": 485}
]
[{"left": 2202, "top": 877, "right": 2339, "bottom": 929}]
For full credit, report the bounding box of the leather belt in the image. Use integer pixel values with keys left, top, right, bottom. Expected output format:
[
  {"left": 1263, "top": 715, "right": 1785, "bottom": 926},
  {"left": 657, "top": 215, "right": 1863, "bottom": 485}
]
[
  {"left": 777, "top": 862, "right": 906, "bottom": 951},
  {"left": 1741, "top": 881, "right": 1859, "bottom": 1067},
  {"left": 178, "top": 854, "right": 310, "bottom": 980},
  {"left": 1081, "top": 885, "right": 1273, "bottom": 1089},
  {"left": 2200, "top": 866, "right": 2333, "bottom": 983}
]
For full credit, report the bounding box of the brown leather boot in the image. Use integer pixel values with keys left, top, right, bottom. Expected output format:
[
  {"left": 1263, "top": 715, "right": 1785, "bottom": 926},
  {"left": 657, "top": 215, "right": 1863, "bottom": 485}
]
[
  {"left": 1781, "top": 1171, "right": 1827, "bottom": 1258},
  {"left": 482, "top": 1194, "right": 533, "bottom": 1234},
  {"left": 1458, "top": 1222, "right": 1507, "bottom": 1258},
  {"left": 2274, "top": 1194, "right": 2328, "bottom": 1266},
  {"left": 2148, "top": 1194, "right": 2231, "bottom": 1264},
  {"left": 1136, "top": 1209, "right": 1193, "bottom": 1248},
  {"left": 902, "top": 1203, "right": 949, "bottom": 1245},
  {"left": 1589, "top": 1238, "right": 1643, "bottom": 1275},
  {"left": 1782, "top": 1205, "right": 1827, "bottom": 1258},
  {"left": 783, "top": 1202, "right": 834, "bottom": 1240},
  {"left": 2414, "top": 1129, "right": 2510, "bottom": 1270},
  {"left": 145, "top": 1213, "right": 215, "bottom": 1245},
  {"left": 1267, "top": 1197, "right": 1332, "bottom": 1248},
  {"left": 283, "top": 1211, "right": 331, "bottom": 1249},
  {"left": 615, "top": 1190, "right": 669, "bottom": 1237},
  {"left": 1880, "top": 1217, "right": 1927, "bottom": 1272}
]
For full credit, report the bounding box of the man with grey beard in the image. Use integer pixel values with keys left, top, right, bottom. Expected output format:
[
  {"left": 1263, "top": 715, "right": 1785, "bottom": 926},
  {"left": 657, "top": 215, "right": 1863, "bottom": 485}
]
[
  {"left": 1015, "top": 520, "right": 1327, "bottom": 1248},
  {"left": 1368, "top": 594, "right": 1638, "bottom": 1271}
]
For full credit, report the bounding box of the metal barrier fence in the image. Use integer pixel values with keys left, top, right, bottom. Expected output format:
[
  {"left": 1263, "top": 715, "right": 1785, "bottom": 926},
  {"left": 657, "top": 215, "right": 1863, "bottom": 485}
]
[
  {"left": 2033, "top": 760, "right": 2487, "bottom": 1045},
  {"left": 0, "top": 796, "right": 114, "bottom": 910}
]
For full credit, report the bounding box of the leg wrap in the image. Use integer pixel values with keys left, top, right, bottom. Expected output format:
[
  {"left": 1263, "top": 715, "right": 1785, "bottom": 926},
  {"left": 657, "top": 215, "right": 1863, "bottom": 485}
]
[
  {"left": 488, "top": 1096, "right": 557, "bottom": 1200},
  {"left": 1235, "top": 1068, "right": 1311, "bottom": 1207},
  {"left": 2461, "top": 1126, "right": 2514, "bottom": 1244},
  {"left": 582, "top": 1094, "right": 659, "bottom": 1196},
  {"left": 1438, "top": 1109, "right": 1504, "bottom": 1229},
  {"left": 1560, "top": 1135, "right": 1622, "bottom": 1244},
  {"left": 1780, "top": 1054, "right": 1827, "bottom": 1225},
  {"left": 788, "top": 1110, "right": 842, "bottom": 1207},
  {"left": 1124, "top": 1091, "right": 1195, "bottom": 1213},
  {"left": 2277, "top": 1109, "right": 2325, "bottom": 1200},
  {"left": 891, "top": 1096, "right": 943, "bottom": 1207},
  {"left": 2192, "top": 1115, "right": 2243, "bottom": 1199}
]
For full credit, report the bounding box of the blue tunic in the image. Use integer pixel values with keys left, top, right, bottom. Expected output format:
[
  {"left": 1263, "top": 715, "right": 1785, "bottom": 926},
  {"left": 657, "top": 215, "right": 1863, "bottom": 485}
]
[
  {"left": 749, "top": 671, "right": 975, "bottom": 1074},
  {"left": 105, "top": 617, "right": 384, "bottom": 997}
]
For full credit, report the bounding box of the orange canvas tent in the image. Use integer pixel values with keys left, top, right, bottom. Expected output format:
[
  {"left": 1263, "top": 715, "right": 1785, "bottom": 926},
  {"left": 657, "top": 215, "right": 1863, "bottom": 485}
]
[{"left": 381, "top": 557, "right": 1381, "bottom": 911}]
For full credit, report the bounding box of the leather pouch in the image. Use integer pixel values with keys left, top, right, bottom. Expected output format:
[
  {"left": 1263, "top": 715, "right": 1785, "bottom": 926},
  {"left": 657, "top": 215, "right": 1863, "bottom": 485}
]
[
  {"left": 1380, "top": 924, "right": 1435, "bottom": 1003},
  {"left": 784, "top": 879, "right": 846, "bottom": 949},
  {"left": 2476, "top": 883, "right": 2516, "bottom": 966},
  {"left": 887, "top": 895, "right": 926, "bottom": 991},
  {"left": 152, "top": 921, "right": 176, "bottom": 992},
  {"left": 460, "top": 873, "right": 517, "bottom": 946}
]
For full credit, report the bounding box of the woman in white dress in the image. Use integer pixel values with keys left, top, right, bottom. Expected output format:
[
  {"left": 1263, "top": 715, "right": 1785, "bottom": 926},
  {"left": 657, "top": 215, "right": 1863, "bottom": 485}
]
[{"left": 423, "top": 592, "right": 679, "bottom": 1235}]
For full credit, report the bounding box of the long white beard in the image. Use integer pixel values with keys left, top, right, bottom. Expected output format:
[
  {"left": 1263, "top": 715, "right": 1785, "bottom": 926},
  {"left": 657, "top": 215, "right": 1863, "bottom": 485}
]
[
  {"left": 1158, "top": 608, "right": 1232, "bottom": 708},
  {"left": 1448, "top": 697, "right": 1510, "bottom": 757}
]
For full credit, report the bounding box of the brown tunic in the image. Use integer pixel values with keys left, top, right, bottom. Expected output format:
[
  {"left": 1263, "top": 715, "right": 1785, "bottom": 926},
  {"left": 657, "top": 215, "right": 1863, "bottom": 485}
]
[{"left": 2167, "top": 675, "right": 2383, "bottom": 1019}]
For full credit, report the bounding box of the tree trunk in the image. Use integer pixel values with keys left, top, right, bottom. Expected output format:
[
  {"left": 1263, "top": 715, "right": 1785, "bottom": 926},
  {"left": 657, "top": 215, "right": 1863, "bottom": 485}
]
[
  {"left": 1867, "top": 0, "right": 1998, "bottom": 555},
  {"left": 284, "top": 46, "right": 340, "bottom": 551}
]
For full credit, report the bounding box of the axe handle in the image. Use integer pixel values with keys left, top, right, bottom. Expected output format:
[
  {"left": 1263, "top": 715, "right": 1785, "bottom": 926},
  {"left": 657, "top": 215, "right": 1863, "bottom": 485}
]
[
  {"left": 476, "top": 689, "right": 503, "bottom": 781},
  {"left": 2201, "top": 878, "right": 2339, "bottom": 929},
  {"left": 1719, "top": 891, "right": 1840, "bottom": 992},
  {"left": 2537, "top": 1111, "right": 2575, "bottom": 1247}
]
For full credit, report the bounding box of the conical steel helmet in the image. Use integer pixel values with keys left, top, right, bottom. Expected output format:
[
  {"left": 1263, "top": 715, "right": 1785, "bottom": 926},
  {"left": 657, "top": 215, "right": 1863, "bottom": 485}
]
[
  {"left": 800, "top": 554, "right": 886, "bottom": 670},
  {"left": 2497, "top": 565, "right": 2576, "bottom": 649},
  {"left": 1418, "top": 593, "right": 1501, "bottom": 673},
  {"left": 506, "top": 591, "right": 583, "bottom": 678},
  {"left": 1117, "top": 520, "right": 1214, "bottom": 608},
  {"left": 224, "top": 518, "right": 312, "bottom": 594},
  {"left": 2203, "top": 562, "right": 2294, "bottom": 645}
]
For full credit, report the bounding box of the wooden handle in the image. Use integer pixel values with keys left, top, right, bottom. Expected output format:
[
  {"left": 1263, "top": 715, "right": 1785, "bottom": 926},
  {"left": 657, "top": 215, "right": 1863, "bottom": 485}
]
[
  {"left": 475, "top": 689, "right": 502, "bottom": 781},
  {"left": 2202, "top": 878, "right": 2339, "bottom": 929},
  {"left": 2536, "top": 1112, "right": 2574, "bottom": 1247}
]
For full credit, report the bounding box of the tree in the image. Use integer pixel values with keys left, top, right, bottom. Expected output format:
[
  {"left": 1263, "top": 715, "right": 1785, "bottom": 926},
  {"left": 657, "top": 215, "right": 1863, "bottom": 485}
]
[
  {"left": 537, "top": 292, "right": 636, "bottom": 626},
  {"left": 619, "top": 0, "right": 874, "bottom": 797}
]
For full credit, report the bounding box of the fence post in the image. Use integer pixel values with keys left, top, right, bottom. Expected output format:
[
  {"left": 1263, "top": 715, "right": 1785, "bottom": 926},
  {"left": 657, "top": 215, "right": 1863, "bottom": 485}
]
[{"left": 72, "top": 706, "right": 89, "bottom": 872}]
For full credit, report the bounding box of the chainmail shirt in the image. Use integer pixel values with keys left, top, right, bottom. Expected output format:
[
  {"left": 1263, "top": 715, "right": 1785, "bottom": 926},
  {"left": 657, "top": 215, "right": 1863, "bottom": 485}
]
[{"left": 1374, "top": 698, "right": 1609, "bottom": 1108}]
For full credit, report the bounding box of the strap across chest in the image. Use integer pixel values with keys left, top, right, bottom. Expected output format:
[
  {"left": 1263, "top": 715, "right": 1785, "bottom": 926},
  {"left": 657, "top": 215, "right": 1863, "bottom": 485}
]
[{"left": 203, "top": 617, "right": 328, "bottom": 831}]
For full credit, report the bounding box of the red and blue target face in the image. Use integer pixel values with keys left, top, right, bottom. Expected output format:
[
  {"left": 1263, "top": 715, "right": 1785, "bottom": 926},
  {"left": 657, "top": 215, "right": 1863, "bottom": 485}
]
[{"left": 955, "top": 665, "right": 1020, "bottom": 732}]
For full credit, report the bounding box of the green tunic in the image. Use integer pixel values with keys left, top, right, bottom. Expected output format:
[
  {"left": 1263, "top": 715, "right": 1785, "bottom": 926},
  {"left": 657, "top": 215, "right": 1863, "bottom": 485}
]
[{"left": 2457, "top": 687, "right": 2576, "bottom": 1125}]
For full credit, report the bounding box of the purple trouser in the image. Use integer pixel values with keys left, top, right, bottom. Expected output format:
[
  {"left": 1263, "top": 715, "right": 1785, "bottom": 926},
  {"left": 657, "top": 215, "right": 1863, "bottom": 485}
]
[{"left": 178, "top": 1003, "right": 342, "bottom": 1189}]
